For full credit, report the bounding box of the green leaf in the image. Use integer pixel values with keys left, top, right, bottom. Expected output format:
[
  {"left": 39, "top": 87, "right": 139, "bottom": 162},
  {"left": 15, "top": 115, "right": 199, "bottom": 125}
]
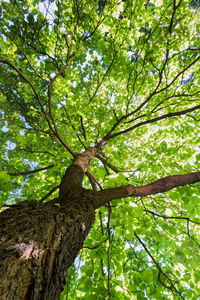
[
  {"left": 142, "top": 269, "right": 153, "bottom": 284},
  {"left": 0, "top": 171, "right": 11, "bottom": 191},
  {"left": 192, "top": 270, "right": 200, "bottom": 285}
]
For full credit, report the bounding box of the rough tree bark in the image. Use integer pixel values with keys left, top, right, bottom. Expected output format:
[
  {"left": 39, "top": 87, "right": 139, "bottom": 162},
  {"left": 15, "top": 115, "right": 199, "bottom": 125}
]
[
  {"left": 0, "top": 146, "right": 200, "bottom": 300},
  {"left": 0, "top": 147, "right": 97, "bottom": 300}
]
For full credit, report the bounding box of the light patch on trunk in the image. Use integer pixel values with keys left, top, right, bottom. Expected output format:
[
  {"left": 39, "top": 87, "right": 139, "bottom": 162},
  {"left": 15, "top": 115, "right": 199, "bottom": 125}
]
[
  {"left": 81, "top": 222, "right": 86, "bottom": 231},
  {"left": 15, "top": 241, "right": 43, "bottom": 260}
]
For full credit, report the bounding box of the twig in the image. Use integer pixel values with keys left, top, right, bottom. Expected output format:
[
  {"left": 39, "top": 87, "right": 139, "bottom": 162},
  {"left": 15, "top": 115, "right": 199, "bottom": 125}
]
[
  {"left": 107, "top": 203, "right": 112, "bottom": 300},
  {"left": 145, "top": 209, "right": 200, "bottom": 225},
  {"left": 99, "top": 211, "right": 105, "bottom": 277},
  {"left": 40, "top": 185, "right": 60, "bottom": 202},
  {"left": 8, "top": 164, "right": 54, "bottom": 176},
  {"left": 80, "top": 116, "right": 87, "bottom": 140},
  {"left": 96, "top": 153, "right": 119, "bottom": 173},
  {"left": 83, "top": 237, "right": 109, "bottom": 250},
  {"left": 134, "top": 232, "right": 185, "bottom": 299}
]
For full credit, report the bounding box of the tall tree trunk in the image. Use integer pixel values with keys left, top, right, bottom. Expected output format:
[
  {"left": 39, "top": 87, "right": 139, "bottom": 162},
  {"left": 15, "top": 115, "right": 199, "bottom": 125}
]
[
  {"left": 0, "top": 163, "right": 96, "bottom": 300},
  {"left": 1, "top": 143, "right": 200, "bottom": 300},
  {"left": 0, "top": 195, "right": 95, "bottom": 299}
]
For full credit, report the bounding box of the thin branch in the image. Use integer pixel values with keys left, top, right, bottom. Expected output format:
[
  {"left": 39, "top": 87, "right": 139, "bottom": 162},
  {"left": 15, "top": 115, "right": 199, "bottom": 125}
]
[
  {"left": 123, "top": 51, "right": 200, "bottom": 124},
  {"left": 168, "top": 0, "right": 180, "bottom": 34},
  {"left": 144, "top": 209, "right": 200, "bottom": 225},
  {"left": 107, "top": 203, "right": 112, "bottom": 300},
  {"left": 47, "top": 45, "right": 71, "bottom": 108},
  {"left": 46, "top": 46, "right": 76, "bottom": 156},
  {"left": 86, "top": 169, "right": 102, "bottom": 191},
  {"left": 186, "top": 219, "right": 190, "bottom": 237},
  {"left": 80, "top": 116, "right": 87, "bottom": 140},
  {"left": 109, "top": 103, "right": 200, "bottom": 140},
  {"left": 111, "top": 280, "right": 133, "bottom": 297},
  {"left": 156, "top": 55, "right": 200, "bottom": 95},
  {"left": 95, "top": 153, "right": 119, "bottom": 173},
  {"left": 98, "top": 54, "right": 200, "bottom": 144},
  {"left": 100, "top": 258, "right": 105, "bottom": 277},
  {"left": 89, "top": 39, "right": 125, "bottom": 104},
  {"left": 99, "top": 211, "right": 106, "bottom": 276},
  {"left": 39, "top": 185, "right": 60, "bottom": 202},
  {"left": 59, "top": 101, "right": 86, "bottom": 148},
  {"left": 89, "top": 50, "right": 118, "bottom": 103},
  {"left": 8, "top": 164, "right": 54, "bottom": 176},
  {"left": 14, "top": 148, "right": 57, "bottom": 158},
  {"left": 83, "top": 237, "right": 109, "bottom": 250},
  {"left": 83, "top": 14, "right": 107, "bottom": 41},
  {"left": 134, "top": 232, "right": 185, "bottom": 299}
]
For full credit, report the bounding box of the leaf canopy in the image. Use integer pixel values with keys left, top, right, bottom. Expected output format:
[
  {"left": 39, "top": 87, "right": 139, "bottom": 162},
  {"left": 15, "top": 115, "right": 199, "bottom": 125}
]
[{"left": 0, "top": 0, "right": 200, "bottom": 298}]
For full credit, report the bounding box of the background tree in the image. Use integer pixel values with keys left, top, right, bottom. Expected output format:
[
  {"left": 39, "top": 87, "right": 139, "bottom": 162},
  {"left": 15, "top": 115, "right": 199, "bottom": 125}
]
[{"left": 0, "top": 0, "right": 200, "bottom": 299}]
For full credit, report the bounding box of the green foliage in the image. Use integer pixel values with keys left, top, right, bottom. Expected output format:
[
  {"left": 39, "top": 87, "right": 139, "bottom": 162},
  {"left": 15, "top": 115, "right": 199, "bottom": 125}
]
[
  {"left": 1, "top": 0, "right": 200, "bottom": 298},
  {"left": 0, "top": 171, "right": 10, "bottom": 191}
]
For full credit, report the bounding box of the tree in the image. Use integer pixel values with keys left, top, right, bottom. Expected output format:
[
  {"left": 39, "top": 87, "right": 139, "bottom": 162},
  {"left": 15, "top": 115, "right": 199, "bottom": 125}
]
[{"left": 0, "top": 0, "right": 200, "bottom": 298}]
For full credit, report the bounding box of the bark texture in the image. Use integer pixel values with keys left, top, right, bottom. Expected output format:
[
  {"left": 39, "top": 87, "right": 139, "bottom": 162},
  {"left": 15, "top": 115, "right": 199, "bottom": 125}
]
[
  {"left": 0, "top": 192, "right": 95, "bottom": 300},
  {"left": 94, "top": 172, "right": 200, "bottom": 208},
  {"left": 0, "top": 149, "right": 97, "bottom": 300}
]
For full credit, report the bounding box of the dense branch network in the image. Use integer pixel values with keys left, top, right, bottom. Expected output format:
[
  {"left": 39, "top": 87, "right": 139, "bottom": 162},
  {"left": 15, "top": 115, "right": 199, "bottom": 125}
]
[
  {"left": 94, "top": 1, "right": 200, "bottom": 145},
  {"left": 0, "top": 0, "right": 200, "bottom": 298},
  {"left": 0, "top": 58, "right": 75, "bottom": 157}
]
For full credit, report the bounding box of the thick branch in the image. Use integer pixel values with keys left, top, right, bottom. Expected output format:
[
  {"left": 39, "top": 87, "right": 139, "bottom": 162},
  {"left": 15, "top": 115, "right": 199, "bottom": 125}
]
[
  {"left": 72, "top": 147, "right": 97, "bottom": 172},
  {"left": 59, "top": 147, "right": 98, "bottom": 200},
  {"left": 94, "top": 172, "right": 200, "bottom": 208}
]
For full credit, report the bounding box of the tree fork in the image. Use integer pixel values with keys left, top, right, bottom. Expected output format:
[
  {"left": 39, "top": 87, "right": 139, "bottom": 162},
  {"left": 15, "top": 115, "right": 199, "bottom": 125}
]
[
  {"left": 1, "top": 146, "right": 200, "bottom": 300},
  {"left": 0, "top": 148, "right": 98, "bottom": 300}
]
